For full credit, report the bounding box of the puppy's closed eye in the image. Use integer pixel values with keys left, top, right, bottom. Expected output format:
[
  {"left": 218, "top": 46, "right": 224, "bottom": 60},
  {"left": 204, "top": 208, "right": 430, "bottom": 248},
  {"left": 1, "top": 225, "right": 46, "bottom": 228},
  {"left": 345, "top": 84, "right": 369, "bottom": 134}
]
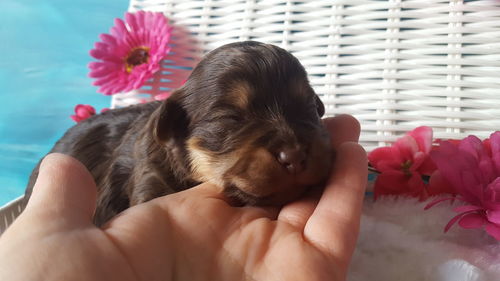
[{"left": 220, "top": 114, "right": 245, "bottom": 123}]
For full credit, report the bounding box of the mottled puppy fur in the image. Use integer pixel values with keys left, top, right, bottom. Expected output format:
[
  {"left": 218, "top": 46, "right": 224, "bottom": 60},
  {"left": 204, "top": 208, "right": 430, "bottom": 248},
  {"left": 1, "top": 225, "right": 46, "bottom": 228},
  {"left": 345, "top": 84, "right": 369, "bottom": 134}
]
[{"left": 25, "top": 41, "right": 333, "bottom": 226}]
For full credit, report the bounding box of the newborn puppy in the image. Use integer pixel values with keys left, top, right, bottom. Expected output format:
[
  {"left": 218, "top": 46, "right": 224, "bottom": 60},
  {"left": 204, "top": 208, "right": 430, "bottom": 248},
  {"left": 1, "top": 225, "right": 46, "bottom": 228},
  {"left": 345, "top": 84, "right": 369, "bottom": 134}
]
[{"left": 25, "top": 41, "right": 333, "bottom": 226}]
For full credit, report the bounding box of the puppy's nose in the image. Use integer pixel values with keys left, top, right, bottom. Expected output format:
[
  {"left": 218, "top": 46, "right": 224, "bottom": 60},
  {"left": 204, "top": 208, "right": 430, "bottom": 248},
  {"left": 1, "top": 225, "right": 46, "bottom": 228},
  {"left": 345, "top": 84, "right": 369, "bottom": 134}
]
[{"left": 277, "top": 147, "right": 306, "bottom": 174}]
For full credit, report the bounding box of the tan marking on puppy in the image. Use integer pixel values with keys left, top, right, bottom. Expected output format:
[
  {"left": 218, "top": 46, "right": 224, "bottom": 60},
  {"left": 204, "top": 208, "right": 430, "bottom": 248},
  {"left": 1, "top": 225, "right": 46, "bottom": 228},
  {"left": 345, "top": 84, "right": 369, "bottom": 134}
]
[
  {"left": 187, "top": 134, "right": 277, "bottom": 197},
  {"left": 187, "top": 137, "right": 239, "bottom": 187},
  {"left": 226, "top": 81, "right": 251, "bottom": 109},
  {"left": 226, "top": 127, "right": 331, "bottom": 204},
  {"left": 226, "top": 147, "right": 287, "bottom": 197}
]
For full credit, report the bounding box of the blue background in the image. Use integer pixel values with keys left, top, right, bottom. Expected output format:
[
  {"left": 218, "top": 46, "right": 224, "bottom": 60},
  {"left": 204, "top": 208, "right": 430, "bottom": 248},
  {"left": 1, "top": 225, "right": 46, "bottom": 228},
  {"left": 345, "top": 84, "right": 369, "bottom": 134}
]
[{"left": 0, "top": 0, "right": 128, "bottom": 205}]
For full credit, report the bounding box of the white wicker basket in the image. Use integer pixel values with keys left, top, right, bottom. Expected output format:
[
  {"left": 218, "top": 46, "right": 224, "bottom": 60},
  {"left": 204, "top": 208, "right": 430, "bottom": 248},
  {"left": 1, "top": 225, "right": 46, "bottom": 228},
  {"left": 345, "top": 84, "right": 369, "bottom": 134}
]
[
  {"left": 115, "top": 0, "right": 500, "bottom": 152},
  {"left": 2, "top": 0, "right": 500, "bottom": 235},
  {"left": 0, "top": 197, "right": 25, "bottom": 234}
]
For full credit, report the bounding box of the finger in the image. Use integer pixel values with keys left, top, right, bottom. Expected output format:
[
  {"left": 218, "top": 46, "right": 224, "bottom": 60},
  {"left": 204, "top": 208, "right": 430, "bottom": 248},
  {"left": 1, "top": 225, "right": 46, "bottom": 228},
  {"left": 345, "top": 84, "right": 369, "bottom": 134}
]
[
  {"left": 25, "top": 153, "right": 97, "bottom": 225},
  {"left": 278, "top": 115, "right": 361, "bottom": 229},
  {"left": 304, "top": 142, "right": 367, "bottom": 263},
  {"left": 323, "top": 114, "right": 361, "bottom": 148},
  {"left": 277, "top": 186, "right": 322, "bottom": 229},
  {"left": 199, "top": 183, "right": 281, "bottom": 219},
  {"left": 169, "top": 182, "right": 280, "bottom": 220}
]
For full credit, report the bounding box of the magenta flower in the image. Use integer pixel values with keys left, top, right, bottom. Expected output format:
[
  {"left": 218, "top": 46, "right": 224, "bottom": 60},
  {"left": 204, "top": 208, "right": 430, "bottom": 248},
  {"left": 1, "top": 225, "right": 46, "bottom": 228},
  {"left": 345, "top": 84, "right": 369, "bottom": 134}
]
[
  {"left": 368, "top": 126, "right": 439, "bottom": 200},
  {"left": 89, "top": 11, "right": 172, "bottom": 95},
  {"left": 427, "top": 132, "right": 500, "bottom": 240},
  {"left": 70, "top": 105, "right": 109, "bottom": 123},
  {"left": 71, "top": 104, "right": 96, "bottom": 122}
]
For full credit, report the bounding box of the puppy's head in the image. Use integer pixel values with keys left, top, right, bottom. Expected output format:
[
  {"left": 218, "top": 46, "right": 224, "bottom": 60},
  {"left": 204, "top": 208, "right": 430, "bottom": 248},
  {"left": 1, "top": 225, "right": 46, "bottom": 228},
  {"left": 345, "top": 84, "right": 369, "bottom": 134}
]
[{"left": 154, "top": 41, "right": 332, "bottom": 205}]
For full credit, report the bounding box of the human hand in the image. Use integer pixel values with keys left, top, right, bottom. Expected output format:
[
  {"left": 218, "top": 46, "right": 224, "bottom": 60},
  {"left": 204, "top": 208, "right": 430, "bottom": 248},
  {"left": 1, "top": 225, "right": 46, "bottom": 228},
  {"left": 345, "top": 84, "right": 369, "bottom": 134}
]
[{"left": 0, "top": 115, "right": 366, "bottom": 281}]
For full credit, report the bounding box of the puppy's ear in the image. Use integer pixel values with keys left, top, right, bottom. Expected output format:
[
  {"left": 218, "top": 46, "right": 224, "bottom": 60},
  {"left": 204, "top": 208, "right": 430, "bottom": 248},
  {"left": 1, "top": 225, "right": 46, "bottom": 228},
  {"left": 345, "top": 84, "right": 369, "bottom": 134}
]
[
  {"left": 153, "top": 95, "right": 189, "bottom": 144},
  {"left": 315, "top": 95, "right": 325, "bottom": 117}
]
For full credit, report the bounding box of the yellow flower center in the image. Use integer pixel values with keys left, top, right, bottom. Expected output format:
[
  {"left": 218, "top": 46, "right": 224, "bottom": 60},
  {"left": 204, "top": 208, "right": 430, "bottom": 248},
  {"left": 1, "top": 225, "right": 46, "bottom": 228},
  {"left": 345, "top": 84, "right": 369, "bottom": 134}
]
[
  {"left": 125, "top": 47, "right": 150, "bottom": 73},
  {"left": 401, "top": 160, "right": 412, "bottom": 176}
]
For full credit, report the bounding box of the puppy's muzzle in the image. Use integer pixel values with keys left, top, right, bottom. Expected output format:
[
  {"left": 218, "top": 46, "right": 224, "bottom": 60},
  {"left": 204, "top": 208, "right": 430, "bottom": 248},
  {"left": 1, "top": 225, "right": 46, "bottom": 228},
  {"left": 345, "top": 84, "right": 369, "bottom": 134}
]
[{"left": 276, "top": 146, "right": 307, "bottom": 174}]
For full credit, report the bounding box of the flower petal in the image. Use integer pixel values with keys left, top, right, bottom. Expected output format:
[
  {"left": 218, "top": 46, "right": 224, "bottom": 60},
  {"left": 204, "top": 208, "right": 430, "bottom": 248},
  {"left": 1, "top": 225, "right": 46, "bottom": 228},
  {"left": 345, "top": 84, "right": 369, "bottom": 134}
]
[
  {"left": 93, "top": 73, "right": 122, "bottom": 87},
  {"left": 71, "top": 105, "right": 96, "bottom": 123},
  {"left": 428, "top": 170, "right": 456, "bottom": 196},
  {"left": 394, "top": 135, "right": 419, "bottom": 161},
  {"left": 75, "top": 104, "right": 96, "bottom": 116},
  {"left": 373, "top": 171, "right": 412, "bottom": 200},
  {"left": 70, "top": 115, "right": 82, "bottom": 122},
  {"left": 368, "top": 147, "right": 400, "bottom": 172},
  {"left": 430, "top": 142, "right": 461, "bottom": 187},
  {"left": 489, "top": 131, "right": 500, "bottom": 175},
  {"left": 408, "top": 126, "right": 433, "bottom": 154},
  {"left": 454, "top": 204, "right": 483, "bottom": 213},
  {"left": 431, "top": 141, "right": 482, "bottom": 205},
  {"left": 99, "top": 33, "right": 117, "bottom": 47},
  {"left": 444, "top": 212, "right": 468, "bottom": 232},
  {"left": 126, "top": 12, "right": 140, "bottom": 32},
  {"left": 424, "top": 196, "right": 457, "bottom": 210},
  {"left": 89, "top": 64, "right": 120, "bottom": 78},
  {"left": 459, "top": 171, "right": 483, "bottom": 206},
  {"left": 485, "top": 223, "right": 500, "bottom": 240},
  {"left": 407, "top": 173, "right": 427, "bottom": 200},
  {"left": 484, "top": 177, "right": 500, "bottom": 211},
  {"left": 459, "top": 135, "right": 484, "bottom": 161},
  {"left": 486, "top": 209, "right": 500, "bottom": 224},
  {"left": 417, "top": 155, "right": 437, "bottom": 176},
  {"left": 111, "top": 18, "right": 128, "bottom": 38},
  {"left": 457, "top": 213, "right": 486, "bottom": 229}
]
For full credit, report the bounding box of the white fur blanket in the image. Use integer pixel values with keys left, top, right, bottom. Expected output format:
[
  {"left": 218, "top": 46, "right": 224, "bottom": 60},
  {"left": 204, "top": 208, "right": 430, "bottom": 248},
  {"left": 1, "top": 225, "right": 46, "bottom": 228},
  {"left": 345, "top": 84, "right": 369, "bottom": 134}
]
[{"left": 348, "top": 196, "right": 500, "bottom": 281}]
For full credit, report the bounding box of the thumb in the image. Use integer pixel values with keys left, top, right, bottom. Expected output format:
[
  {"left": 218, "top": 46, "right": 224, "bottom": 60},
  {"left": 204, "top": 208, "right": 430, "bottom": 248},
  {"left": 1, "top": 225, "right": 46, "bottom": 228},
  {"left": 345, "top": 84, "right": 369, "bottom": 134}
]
[{"left": 24, "top": 153, "right": 97, "bottom": 225}]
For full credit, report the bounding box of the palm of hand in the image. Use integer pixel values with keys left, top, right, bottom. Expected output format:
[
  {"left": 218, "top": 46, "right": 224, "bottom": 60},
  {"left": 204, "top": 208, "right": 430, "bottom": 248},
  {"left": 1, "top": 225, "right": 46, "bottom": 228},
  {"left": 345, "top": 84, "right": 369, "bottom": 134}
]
[{"left": 0, "top": 116, "right": 366, "bottom": 281}]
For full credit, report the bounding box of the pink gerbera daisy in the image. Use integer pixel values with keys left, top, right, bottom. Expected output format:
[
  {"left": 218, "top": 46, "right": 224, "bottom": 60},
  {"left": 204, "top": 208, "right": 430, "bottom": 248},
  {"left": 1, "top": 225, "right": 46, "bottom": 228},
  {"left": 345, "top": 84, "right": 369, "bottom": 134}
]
[{"left": 89, "top": 11, "right": 172, "bottom": 95}]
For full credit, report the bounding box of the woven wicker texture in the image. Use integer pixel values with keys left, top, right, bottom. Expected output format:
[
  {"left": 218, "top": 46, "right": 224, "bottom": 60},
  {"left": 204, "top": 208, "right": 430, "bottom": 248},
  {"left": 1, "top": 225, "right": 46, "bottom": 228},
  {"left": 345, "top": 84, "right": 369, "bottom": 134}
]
[
  {"left": 0, "top": 198, "right": 25, "bottom": 235},
  {"left": 114, "top": 0, "right": 500, "bottom": 151}
]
